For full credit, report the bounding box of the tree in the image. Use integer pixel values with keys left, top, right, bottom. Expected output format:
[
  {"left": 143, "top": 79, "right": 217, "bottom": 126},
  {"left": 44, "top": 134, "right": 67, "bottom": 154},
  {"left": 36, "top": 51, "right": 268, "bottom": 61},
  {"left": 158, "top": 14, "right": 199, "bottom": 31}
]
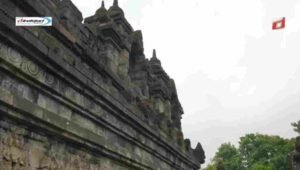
[
  {"left": 250, "top": 163, "right": 273, "bottom": 170},
  {"left": 204, "top": 164, "right": 216, "bottom": 170},
  {"left": 204, "top": 143, "right": 243, "bottom": 170},
  {"left": 292, "top": 121, "right": 300, "bottom": 134},
  {"left": 205, "top": 134, "right": 294, "bottom": 170},
  {"left": 203, "top": 158, "right": 226, "bottom": 170},
  {"left": 214, "top": 143, "right": 243, "bottom": 170},
  {"left": 215, "top": 158, "right": 226, "bottom": 170},
  {"left": 239, "top": 134, "right": 294, "bottom": 170}
]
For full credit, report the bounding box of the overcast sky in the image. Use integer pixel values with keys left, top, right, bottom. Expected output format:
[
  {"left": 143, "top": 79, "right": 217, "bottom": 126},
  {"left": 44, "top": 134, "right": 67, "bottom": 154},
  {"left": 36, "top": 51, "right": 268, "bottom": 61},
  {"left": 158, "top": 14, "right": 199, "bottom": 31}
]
[{"left": 72, "top": 0, "right": 300, "bottom": 167}]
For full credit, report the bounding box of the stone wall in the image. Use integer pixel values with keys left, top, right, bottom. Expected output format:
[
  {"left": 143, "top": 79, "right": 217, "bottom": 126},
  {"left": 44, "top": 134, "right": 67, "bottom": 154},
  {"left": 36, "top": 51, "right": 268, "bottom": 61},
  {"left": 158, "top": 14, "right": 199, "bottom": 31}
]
[{"left": 0, "top": 0, "right": 205, "bottom": 169}]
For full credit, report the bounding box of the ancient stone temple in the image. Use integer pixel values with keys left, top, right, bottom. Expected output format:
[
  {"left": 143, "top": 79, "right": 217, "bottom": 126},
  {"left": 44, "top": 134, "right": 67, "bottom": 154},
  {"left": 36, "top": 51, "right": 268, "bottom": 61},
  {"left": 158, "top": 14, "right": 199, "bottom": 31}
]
[{"left": 0, "top": 0, "right": 205, "bottom": 169}]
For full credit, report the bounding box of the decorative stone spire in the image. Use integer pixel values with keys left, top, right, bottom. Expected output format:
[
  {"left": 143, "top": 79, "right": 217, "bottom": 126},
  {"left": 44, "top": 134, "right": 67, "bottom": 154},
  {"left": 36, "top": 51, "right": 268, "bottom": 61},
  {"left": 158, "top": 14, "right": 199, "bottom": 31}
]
[
  {"left": 101, "top": 0, "right": 105, "bottom": 8},
  {"left": 150, "top": 49, "right": 161, "bottom": 65},
  {"left": 152, "top": 49, "right": 157, "bottom": 59},
  {"left": 91, "top": 0, "right": 111, "bottom": 23},
  {"left": 113, "top": 0, "right": 118, "bottom": 6},
  {"left": 108, "top": 0, "right": 124, "bottom": 17},
  {"left": 96, "top": 0, "right": 107, "bottom": 14}
]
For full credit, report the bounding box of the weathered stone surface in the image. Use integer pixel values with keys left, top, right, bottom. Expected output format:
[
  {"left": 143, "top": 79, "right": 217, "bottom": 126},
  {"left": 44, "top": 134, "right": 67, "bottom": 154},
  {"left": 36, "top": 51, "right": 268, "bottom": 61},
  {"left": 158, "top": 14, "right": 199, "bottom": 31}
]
[{"left": 0, "top": 0, "right": 205, "bottom": 169}]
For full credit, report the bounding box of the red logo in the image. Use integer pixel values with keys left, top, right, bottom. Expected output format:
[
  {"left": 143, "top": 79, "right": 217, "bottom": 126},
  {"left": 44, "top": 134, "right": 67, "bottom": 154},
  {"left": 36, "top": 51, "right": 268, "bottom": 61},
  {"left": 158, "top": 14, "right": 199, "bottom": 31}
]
[{"left": 272, "top": 17, "right": 285, "bottom": 30}]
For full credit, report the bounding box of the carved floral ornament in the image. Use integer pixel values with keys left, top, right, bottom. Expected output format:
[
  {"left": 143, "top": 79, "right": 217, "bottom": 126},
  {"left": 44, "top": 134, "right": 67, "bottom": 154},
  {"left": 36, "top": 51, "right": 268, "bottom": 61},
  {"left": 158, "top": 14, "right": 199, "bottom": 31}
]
[
  {"left": 38, "top": 152, "right": 101, "bottom": 170},
  {"left": 0, "top": 130, "right": 102, "bottom": 170},
  {"left": 0, "top": 130, "right": 28, "bottom": 170}
]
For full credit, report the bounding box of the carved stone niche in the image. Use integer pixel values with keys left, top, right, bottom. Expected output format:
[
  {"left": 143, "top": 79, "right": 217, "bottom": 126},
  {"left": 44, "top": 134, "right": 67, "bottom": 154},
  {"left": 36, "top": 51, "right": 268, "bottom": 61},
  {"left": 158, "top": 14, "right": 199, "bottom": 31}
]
[
  {"left": 56, "top": 0, "right": 83, "bottom": 33},
  {"left": 154, "top": 113, "right": 168, "bottom": 133},
  {"left": 176, "top": 130, "right": 184, "bottom": 147},
  {"left": 0, "top": 130, "right": 28, "bottom": 170},
  {"left": 136, "top": 97, "right": 154, "bottom": 124},
  {"left": 117, "top": 49, "right": 130, "bottom": 80},
  {"left": 184, "top": 139, "right": 192, "bottom": 153},
  {"left": 129, "top": 31, "right": 144, "bottom": 58}
]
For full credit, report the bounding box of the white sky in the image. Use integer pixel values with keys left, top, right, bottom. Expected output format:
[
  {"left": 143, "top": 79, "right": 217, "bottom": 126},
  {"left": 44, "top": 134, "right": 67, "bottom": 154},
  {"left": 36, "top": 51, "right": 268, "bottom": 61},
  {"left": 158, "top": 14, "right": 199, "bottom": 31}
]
[{"left": 72, "top": 0, "right": 300, "bottom": 167}]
